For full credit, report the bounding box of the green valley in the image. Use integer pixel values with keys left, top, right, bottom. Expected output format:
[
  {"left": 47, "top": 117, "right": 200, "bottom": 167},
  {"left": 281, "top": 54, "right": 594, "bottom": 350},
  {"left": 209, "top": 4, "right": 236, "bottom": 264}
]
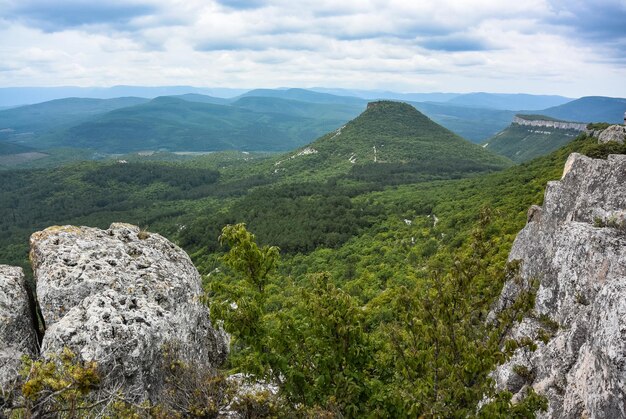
[{"left": 0, "top": 95, "right": 625, "bottom": 418}]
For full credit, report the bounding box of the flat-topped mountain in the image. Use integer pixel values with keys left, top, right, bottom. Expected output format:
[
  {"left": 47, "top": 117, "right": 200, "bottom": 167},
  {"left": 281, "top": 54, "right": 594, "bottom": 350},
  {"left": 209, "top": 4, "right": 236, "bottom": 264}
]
[
  {"left": 484, "top": 114, "right": 589, "bottom": 163},
  {"left": 271, "top": 100, "right": 512, "bottom": 182}
]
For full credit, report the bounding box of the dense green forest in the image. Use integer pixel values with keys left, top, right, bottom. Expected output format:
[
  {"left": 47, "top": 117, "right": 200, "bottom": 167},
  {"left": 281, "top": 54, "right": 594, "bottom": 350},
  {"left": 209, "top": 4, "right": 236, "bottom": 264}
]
[{"left": 2, "top": 129, "right": 625, "bottom": 416}]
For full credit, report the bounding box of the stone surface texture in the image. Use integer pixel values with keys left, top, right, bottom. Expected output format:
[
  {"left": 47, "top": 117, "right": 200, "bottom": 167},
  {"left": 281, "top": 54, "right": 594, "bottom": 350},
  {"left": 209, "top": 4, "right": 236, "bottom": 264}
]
[
  {"left": 0, "top": 265, "right": 37, "bottom": 390},
  {"left": 30, "top": 223, "right": 228, "bottom": 402},
  {"left": 491, "top": 153, "right": 626, "bottom": 418},
  {"left": 512, "top": 116, "right": 588, "bottom": 131},
  {"left": 597, "top": 125, "right": 626, "bottom": 144}
]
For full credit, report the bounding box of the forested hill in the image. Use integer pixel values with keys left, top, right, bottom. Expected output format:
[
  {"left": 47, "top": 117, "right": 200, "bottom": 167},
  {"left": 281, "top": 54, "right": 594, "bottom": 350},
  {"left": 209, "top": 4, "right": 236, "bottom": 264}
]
[
  {"left": 270, "top": 100, "right": 512, "bottom": 182},
  {"left": 484, "top": 119, "right": 584, "bottom": 163}
]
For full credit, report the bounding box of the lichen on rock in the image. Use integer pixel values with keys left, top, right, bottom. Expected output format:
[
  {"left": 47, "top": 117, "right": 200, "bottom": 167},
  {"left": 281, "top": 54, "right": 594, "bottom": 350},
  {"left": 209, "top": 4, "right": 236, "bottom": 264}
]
[
  {"left": 597, "top": 125, "right": 626, "bottom": 145},
  {"left": 491, "top": 153, "right": 626, "bottom": 418},
  {"left": 30, "top": 222, "right": 229, "bottom": 402}
]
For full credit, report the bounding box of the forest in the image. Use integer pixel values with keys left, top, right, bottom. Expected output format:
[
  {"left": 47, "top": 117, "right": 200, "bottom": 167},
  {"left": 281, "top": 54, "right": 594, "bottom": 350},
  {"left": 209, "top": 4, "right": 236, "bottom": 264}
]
[{"left": 2, "top": 131, "right": 625, "bottom": 416}]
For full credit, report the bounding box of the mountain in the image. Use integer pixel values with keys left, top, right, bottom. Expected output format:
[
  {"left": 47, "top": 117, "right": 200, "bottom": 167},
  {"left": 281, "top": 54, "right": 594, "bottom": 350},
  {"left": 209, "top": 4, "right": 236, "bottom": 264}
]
[
  {"left": 170, "top": 93, "right": 233, "bottom": 105},
  {"left": 310, "top": 87, "right": 461, "bottom": 102},
  {"left": 31, "top": 96, "right": 359, "bottom": 153},
  {"left": 539, "top": 96, "right": 626, "bottom": 123},
  {"left": 270, "top": 101, "right": 512, "bottom": 182},
  {"left": 484, "top": 115, "right": 587, "bottom": 162},
  {"left": 0, "top": 142, "right": 34, "bottom": 155},
  {"left": 447, "top": 92, "right": 572, "bottom": 110},
  {"left": 0, "top": 97, "right": 150, "bottom": 137},
  {"left": 232, "top": 96, "right": 364, "bottom": 120},
  {"left": 408, "top": 101, "right": 515, "bottom": 142},
  {"left": 239, "top": 88, "right": 518, "bottom": 142},
  {"left": 0, "top": 86, "right": 247, "bottom": 107},
  {"left": 239, "top": 88, "right": 365, "bottom": 105}
]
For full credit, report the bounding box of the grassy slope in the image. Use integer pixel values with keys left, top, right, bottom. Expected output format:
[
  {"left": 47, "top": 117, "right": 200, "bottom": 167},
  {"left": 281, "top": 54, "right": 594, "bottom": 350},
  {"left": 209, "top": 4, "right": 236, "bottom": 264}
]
[{"left": 484, "top": 123, "right": 581, "bottom": 163}]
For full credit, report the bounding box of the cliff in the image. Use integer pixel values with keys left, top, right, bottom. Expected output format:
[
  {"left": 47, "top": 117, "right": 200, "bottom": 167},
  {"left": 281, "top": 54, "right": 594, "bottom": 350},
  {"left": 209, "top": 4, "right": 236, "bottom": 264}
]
[
  {"left": 491, "top": 152, "right": 626, "bottom": 418},
  {"left": 513, "top": 115, "right": 588, "bottom": 131}
]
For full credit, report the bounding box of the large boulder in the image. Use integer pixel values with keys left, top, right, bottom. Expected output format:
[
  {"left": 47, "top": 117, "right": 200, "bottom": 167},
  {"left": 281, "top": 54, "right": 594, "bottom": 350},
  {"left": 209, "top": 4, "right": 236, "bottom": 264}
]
[
  {"left": 597, "top": 125, "right": 626, "bottom": 144},
  {"left": 31, "top": 223, "right": 228, "bottom": 402},
  {"left": 491, "top": 153, "right": 626, "bottom": 418},
  {"left": 0, "top": 265, "right": 38, "bottom": 390}
]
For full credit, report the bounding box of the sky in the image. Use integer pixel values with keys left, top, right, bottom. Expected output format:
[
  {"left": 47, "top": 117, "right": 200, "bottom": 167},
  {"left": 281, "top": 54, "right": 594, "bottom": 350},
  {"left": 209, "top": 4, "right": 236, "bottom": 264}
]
[{"left": 0, "top": 0, "right": 625, "bottom": 97}]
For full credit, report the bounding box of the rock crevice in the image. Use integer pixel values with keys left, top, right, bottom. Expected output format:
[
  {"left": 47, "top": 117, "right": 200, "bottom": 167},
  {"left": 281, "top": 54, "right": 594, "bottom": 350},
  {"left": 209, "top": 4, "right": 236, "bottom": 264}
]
[
  {"left": 0, "top": 265, "right": 38, "bottom": 390},
  {"left": 1, "top": 223, "right": 228, "bottom": 404}
]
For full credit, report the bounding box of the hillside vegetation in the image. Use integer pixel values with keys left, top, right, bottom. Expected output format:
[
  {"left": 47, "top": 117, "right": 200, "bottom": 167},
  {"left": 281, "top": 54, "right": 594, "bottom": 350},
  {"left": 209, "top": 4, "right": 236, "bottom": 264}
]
[
  {"left": 0, "top": 115, "right": 624, "bottom": 415},
  {"left": 484, "top": 123, "right": 582, "bottom": 162},
  {"left": 268, "top": 101, "right": 512, "bottom": 182}
]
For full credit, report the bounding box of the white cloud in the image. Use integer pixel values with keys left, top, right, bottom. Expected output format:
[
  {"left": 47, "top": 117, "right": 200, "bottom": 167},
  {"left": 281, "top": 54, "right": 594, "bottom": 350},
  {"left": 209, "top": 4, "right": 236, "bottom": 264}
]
[{"left": 0, "top": 0, "right": 624, "bottom": 97}]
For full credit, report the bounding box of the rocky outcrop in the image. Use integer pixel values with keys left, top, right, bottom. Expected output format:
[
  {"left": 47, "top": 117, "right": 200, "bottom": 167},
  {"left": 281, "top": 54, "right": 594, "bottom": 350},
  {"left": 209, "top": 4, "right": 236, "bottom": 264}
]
[
  {"left": 30, "top": 223, "right": 228, "bottom": 402},
  {"left": 491, "top": 153, "right": 626, "bottom": 418},
  {"left": 598, "top": 124, "right": 626, "bottom": 144},
  {"left": 0, "top": 265, "right": 38, "bottom": 390},
  {"left": 513, "top": 115, "right": 588, "bottom": 131}
]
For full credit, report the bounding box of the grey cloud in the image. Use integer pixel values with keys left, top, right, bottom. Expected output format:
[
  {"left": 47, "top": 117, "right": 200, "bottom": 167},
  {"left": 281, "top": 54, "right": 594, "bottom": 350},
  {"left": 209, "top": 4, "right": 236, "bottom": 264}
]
[
  {"left": 547, "top": 0, "right": 626, "bottom": 45},
  {"left": 195, "top": 32, "right": 323, "bottom": 52},
  {"left": 2, "top": 0, "right": 157, "bottom": 31},
  {"left": 213, "top": 0, "right": 268, "bottom": 10},
  {"left": 420, "top": 35, "right": 493, "bottom": 52}
]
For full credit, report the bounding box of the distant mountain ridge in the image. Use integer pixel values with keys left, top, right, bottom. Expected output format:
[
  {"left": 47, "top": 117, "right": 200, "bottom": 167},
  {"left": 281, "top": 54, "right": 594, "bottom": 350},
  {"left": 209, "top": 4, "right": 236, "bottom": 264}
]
[
  {"left": 0, "top": 97, "right": 149, "bottom": 134},
  {"left": 48, "top": 96, "right": 358, "bottom": 153},
  {"left": 446, "top": 92, "right": 572, "bottom": 110},
  {"left": 239, "top": 88, "right": 365, "bottom": 105},
  {"left": 0, "top": 89, "right": 622, "bottom": 161},
  {"left": 538, "top": 96, "right": 626, "bottom": 123}
]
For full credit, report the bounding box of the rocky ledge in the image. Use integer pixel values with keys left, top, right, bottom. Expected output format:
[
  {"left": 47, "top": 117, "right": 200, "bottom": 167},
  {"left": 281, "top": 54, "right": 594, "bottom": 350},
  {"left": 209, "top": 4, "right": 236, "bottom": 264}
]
[
  {"left": 491, "top": 152, "right": 626, "bottom": 418},
  {"left": 1, "top": 223, "right": 228, "bottom": 404}
]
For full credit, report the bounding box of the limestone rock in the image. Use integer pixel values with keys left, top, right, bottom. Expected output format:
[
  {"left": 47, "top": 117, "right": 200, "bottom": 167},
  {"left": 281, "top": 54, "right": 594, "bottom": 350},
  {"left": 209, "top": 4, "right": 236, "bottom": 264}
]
[
  {"left": 0, "top": 265, "right": 37, "bottom": 390},
  {"left": 31, "top": 223, "right": 228, "bottom": 402},
  {"left": 597, "top": 125, "right": 626, "bottom": 144},
  {"left": 220, "top": 373, "right": 280, "bottom": 418},
  {"left": 491, "top": 153, "right": 626, "bottom": 418}
]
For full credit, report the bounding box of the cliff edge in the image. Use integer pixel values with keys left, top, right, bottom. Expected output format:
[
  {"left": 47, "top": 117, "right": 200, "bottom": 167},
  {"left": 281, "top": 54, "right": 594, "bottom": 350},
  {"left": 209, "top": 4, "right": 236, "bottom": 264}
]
[{"left": 491, "top": 152, "right": 626, "bottom": 418}]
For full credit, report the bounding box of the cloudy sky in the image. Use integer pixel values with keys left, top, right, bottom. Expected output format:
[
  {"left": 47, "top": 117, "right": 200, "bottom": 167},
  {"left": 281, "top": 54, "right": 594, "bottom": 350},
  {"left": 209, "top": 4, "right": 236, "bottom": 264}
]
[{"left": 0, "top": 0, "right": 625, "bottom": 97}]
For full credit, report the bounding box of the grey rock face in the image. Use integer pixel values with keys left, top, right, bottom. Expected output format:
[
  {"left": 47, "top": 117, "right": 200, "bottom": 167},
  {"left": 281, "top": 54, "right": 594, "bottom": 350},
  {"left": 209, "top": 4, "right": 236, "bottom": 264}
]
[
  {"left": 0, "top": 265, "right": 37, "bottom": 390},
  {"left": 513, "top": 116, "right": 587, "bottom": 131},
  {"left": 491, "top": 153, "right": 626, "bottom": 418},
  {"left": 31, "top": 223, "right": 228, "bottom": 402},
  {"left": 597, "top": 125, "right": 626, "bottom": 144}
]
